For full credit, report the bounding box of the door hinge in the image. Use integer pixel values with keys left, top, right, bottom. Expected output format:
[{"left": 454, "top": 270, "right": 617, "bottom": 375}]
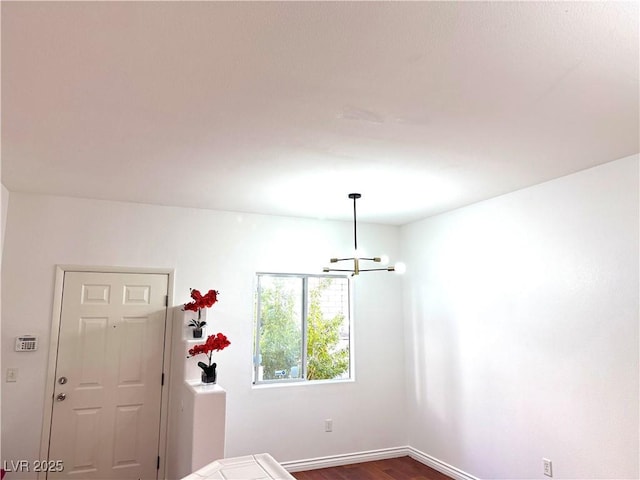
[
  {"left": 164, "top": 295, "right": 168, "bottom": 307},
  {"left": 161, "top": 373, "right": 165, "bottom": 386},
  {"left": 157, "top": 456, "right": 160, "bottom": 470}
]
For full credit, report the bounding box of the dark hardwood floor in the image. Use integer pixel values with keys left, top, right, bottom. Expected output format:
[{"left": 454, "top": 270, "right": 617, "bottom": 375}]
[{"left": 291, "top": 456, "right": 452, "bottom": 480}]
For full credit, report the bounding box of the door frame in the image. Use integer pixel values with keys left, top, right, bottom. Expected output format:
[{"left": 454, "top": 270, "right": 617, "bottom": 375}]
[{"left": 39, "top": 265, "right": 175, "bottom": 480}]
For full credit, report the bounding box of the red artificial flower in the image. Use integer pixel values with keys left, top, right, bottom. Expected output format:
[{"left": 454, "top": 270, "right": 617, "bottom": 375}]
[
  {"left": 187, "top": 333, "right": 230, "bottom": 356},
  {"left": 184, "top": 288, "right": 219, "bottom": 312},
  {"left": 206, "top": 332, "right": 231, "bottom": 351},
  {"left": 188, "top": 333, "right": 231, "bottom": 367},
  {"left": 184, "top": 302, "right": 199, "bottom": 312}
]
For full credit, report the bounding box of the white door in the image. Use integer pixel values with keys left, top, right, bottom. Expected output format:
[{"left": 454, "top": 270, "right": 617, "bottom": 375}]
[{"left": 48, "top": 272, "right": 169, "bottom": 480}]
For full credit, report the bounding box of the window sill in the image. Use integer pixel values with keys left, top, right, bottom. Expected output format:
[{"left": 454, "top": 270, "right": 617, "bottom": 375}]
[{"left": 251, "top": 378, "right": 354, "bottom": 389}]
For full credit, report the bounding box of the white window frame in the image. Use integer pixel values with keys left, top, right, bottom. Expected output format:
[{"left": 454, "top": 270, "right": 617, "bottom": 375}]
[{"left": 253, "top": 272, "right": 352, "bottom": 385}]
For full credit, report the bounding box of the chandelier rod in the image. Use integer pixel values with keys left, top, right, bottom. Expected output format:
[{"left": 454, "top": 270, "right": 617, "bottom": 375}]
[{"left": 349, "top": 193, "right": 361, "bottom": 252}]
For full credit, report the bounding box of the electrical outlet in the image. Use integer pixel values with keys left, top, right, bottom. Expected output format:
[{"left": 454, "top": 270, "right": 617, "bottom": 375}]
[
  {"left": 6, "top": 368, "right": 18, "bottom": 382},
  {"left": 324, "top": 419, "right": 333, "bottom": 432},
  {"left": 543, "top": 458, "right": 553, "bottom": 477}
]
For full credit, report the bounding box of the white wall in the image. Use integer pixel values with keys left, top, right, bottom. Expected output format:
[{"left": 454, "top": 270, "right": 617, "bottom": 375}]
[
  {"left": 3, "top": 155, "right": 638, "bottom": 480},
  {"left": 2, "top": 185, "right": 8, "bottom": 258},
  {"left": 1, "top": 183, "right": 5, "bottom": 463},
  {"left": 1, "top": 194, "right": 406, "bottom": 476},
  {"left": 401, "top": 155, "right": 639, "bottom": 479}
]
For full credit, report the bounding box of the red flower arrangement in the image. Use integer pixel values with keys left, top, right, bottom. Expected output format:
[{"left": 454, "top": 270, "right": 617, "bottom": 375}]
[
  {"left": 184, "top": 289, "right": 219, "bottom": 312},
  {"left": 184, "top": 288, "right": 219, "bottom": 331},
  {"left": 188, "top": 333, "right": 231, "bottom": 383},
  {"left": 188, "top": 332, "right": 231, "bottom": 358}
]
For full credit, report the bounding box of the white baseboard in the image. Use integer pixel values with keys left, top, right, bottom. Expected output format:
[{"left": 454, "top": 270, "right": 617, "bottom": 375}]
[
  {"left": 280, "top": 446, "right": 408, "bottom": 473},
  {"left": 407, "top": 446, "right": 479, "bottom": 480},
  {"left": 281, "top": 445, "right": 478, "bottom": 480}
]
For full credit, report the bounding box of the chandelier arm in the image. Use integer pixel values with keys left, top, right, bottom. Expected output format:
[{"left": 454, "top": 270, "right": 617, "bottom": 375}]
[{"left": 333, "top": 257, "right": 378, "bottom": 262}]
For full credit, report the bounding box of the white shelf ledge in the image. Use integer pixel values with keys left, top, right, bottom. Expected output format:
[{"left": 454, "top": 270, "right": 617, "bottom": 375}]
[{"left": 185, "top": 380, "right": 226, "bottom": 395}]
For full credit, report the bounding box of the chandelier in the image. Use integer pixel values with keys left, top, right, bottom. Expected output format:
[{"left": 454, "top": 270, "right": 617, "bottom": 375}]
[{"left": 323, "top": 193, "right": 403, "bottom": 276}]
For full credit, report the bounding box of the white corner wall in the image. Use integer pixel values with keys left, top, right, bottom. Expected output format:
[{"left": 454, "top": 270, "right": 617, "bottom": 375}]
[
  {"left": 1, "top": 195, "right": 405, "bottom": 477},
  {"left": 401, "top": 155, "right": 639, "bottom": 479}
]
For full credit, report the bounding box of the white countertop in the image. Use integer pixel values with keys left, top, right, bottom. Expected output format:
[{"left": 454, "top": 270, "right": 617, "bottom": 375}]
[{"left": 180, "top": 453, "right": 296, "bottom": 480}]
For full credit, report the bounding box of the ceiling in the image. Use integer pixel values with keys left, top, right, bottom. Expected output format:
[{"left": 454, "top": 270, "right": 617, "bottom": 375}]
[{"left": 2, "top": 1, "right": 638, "bottom": 225}]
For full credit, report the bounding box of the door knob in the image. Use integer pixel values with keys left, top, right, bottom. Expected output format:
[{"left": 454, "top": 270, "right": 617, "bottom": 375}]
[{"left": 56, "top": 393, "right": 66, "bottom": 402}]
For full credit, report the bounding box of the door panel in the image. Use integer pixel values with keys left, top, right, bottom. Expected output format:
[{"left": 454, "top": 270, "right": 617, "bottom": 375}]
[{"left": 48, "top": 272, "right": 168, "bottom": 480}]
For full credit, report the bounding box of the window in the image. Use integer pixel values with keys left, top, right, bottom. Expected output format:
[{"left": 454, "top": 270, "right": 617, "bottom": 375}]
[{"left": 253, "top": 273, "right": 351, "bottom": 384}]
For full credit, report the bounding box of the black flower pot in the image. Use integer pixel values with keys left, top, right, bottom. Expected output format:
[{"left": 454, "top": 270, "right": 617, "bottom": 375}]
[
  {"left": 200, "top": 362, "right": 217, "bottom": 384},
  {"left": 193, "top": 328, "right": 203, "bottom": 339}
]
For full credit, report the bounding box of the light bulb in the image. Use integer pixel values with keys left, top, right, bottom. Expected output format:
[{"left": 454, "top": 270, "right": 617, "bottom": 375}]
[{"left": 393, "top": 262, "right": 407, "bottom": 274}]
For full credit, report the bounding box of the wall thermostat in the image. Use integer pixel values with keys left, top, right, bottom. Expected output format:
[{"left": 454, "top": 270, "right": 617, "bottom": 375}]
[{"left": 15, "top": 336, "right": 38, "bottom": 352}]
